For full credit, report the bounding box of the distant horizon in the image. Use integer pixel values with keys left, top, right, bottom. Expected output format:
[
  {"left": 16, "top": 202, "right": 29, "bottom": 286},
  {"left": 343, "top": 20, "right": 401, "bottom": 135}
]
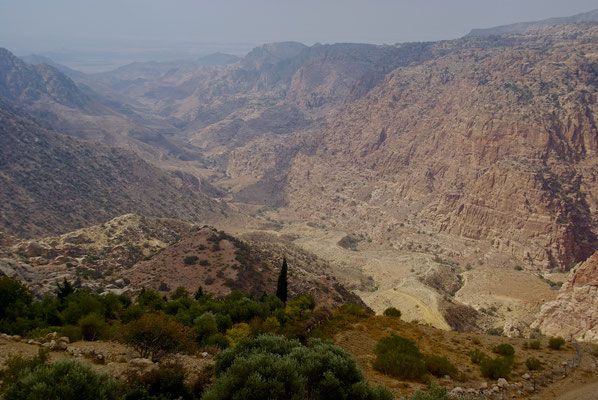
[{"left": 1, "top": 1, "right": 596, "bottom": 72}]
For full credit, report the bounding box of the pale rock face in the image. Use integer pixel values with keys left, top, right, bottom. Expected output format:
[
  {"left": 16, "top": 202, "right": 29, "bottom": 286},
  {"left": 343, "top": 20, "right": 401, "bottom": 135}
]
[
  {"left": 532, "top": 251, "right": 598, "bottom": 341},
  {"left": 503, "top": 319, "right": 533, "bottom": 338}
]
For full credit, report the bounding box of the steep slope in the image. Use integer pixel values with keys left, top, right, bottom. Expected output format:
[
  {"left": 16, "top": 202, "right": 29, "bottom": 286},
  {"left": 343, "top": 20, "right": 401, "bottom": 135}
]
[
  {"left": 0, "top": 214, "right": 363, "bottom": 308},
  {"left": 277, "top": 24, "right": 598, "bottom": 270},
  {"left": 0, "top": 47, "right": 196, "bottom": 163},
  {"left": 467, "top": 8, "right": 598, "bottom": 36},
  {"left": 0, "top": 104, "right": 227, "bottom": 237},
  {"left": 533, "top": 250, "right": 598, "bottom": 341}
]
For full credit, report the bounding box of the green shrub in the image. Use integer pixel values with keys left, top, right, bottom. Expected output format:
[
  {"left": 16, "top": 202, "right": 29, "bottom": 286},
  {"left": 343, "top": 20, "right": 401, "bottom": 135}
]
[
  {"left": 469, "top": 349, "right": 486, "bottom": 365},
  {"left": 492, "top": 343, "right": 515, "bottom": 357},
  {"left": 529, "top": 340, "right": 541, "bottom": 350},
  {"left": 424, "top": 355, "right": 458, "bottom": 378},
  {"left": 486, "top": 327, "right": 502, "bottom": 336},
  {"left": 123, "top": 313, "right": 196, "bottom": 361},
  {"left": 548, "top": 337, "right": 565, "bottom": 350},
  {"left": 136, "top": 289, "right": 164, "bottom": 311},
  {"left": 525, "top": 357, "right": 542, "bottom": 371},
  {"left": 78, "top": 312, "right": 106, "bottom": 341},
  {"left": 206, "top": 334, "right": 392, "bottom": 400},
  {"left": 183, "top": 255, "right": 198, "bottom": 265},
  {"left": 408, "top": 383, "right": 452, "bottom": 400},
  {"left": 0, "top": 277, "right": 32, "bottom": 322},
  {"left": 372, "top": 334, "right": 427, "bottom": 381},
  {"left": 2, "top": 358, "right": 121, "bottom": 400},
  {"left": 127, "top": 362, "right": 192, "bottom": 400},
  {"left": 480, "top": 356, "right": 512, "bottom": 379},
  {"left": 383, "top": 307, "right": 402, "bottom": 317},
  {"left": 0, "top": 347, "right": 49, "bottom": 394},
  {"left": 61, "top": 325, "right": 82, "bottom": 342}
]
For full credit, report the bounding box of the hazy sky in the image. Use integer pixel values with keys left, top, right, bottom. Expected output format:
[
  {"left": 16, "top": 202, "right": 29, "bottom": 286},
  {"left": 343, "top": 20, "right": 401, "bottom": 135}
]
[{"left": 1, "top": 0, "right": 597, "bottom": 55}]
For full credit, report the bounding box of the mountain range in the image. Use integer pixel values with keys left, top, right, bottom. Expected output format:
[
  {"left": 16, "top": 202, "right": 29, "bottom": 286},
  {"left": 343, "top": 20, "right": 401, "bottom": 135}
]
[{"left": 2, "top": 10, "right": 598, "bottom": 341}]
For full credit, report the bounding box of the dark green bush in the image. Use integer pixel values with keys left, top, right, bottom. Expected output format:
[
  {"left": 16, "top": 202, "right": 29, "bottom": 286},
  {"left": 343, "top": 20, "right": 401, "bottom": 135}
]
[
  {"left": 469, "top": 349, "right": 486, "bottom": 365},
  {"left": 184, "top": 255, "right": 198, "bottom": 265},
  {"left": 525, "top": 357, "right": 542, "bottom": 371},
  {"left": 123, "top": 313, "right": 196, "bottom": 361},
  {"left": 383, "top": 307, "right": 401, "bottom": 317},
  {"left": 128, "top": 362, "right": 192, "bottom": 400},
  {"left": 0, "top": 277, "right": 32, "bottom": 321},
  {"left": 61, "top": 325, "right": 82, "bottom": 342},
  {"left": 2, "top": 358, "right": 121, "bottom": 400},
  {"left": 486, "top": 328, "right": 502, "bottom": 336},
  {"left": 0, "top": 347, "right": 49, "bottom": 394},
  {"left": 480, "top": 356, "right": 512, "bottom": 379},
  {"left": 408, "top": 383, "right": 453, "bottom": 400},
  {"left": 372, "top": 334, "right": 427, "bottom": 381},
  {"left": 492, "top": 343, "right": 515, "bottom": 357},
  {"left": 206, "top": 334, "right": 392, "bottom": 400},
  {"left": 528, "top": 340, "right": 541, "bottom": 350},
  {"left": 548, "top": 337, "right": 565, "bottom": 350},
  {"left": 424, "top": 355, "right": 458, "bottom": 378},
  {"left": 78, "top": 312, "right": 107, "bottom": 341}
]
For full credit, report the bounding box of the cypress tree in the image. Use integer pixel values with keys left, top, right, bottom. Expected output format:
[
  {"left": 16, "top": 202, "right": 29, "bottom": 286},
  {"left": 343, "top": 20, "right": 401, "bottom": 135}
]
[{"left": 276, "top": 257, "right": 288, "bottom": 303}]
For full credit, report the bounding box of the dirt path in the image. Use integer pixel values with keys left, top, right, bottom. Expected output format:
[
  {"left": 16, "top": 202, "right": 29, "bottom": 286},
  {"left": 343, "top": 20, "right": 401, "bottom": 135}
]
[{"left": 555, "top": 381, "right": 598, "bottom": 400}]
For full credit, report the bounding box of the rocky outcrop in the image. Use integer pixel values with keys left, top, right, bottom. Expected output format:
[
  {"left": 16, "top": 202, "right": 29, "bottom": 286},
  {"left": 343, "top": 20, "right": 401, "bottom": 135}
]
[
  {"left": 283, "top": 24, "right": 598, "bottom": 270},
  {"left": 532, "top": 250, "right": 598, "bottom": 341}
]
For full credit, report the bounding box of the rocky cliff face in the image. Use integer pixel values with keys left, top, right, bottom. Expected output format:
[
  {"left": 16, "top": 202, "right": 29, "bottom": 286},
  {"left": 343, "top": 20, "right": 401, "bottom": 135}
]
[
  {"left": 532, "top": 250, "right": 598, "bottom": 341},
  {"left": 280, "top": 24, "right": 598, "bottom": 270}
]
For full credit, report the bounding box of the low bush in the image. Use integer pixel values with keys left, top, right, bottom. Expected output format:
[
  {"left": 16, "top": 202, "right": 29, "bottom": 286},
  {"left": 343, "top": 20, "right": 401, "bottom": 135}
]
[
  {"left": 549, "top": 337, "right": 565, "bottom": 350},
  {"left": 492, "top": 343, "right": 515, "bottom": 357},
  {"left": 372, "top": 334, "right": 427, "bottom": 381},
  {"left": 469, "top": 349, "right": 486, "bottom": 365},
  {"left": 122, "top": 313, "right": 196, "bottom": 361},
  {"left": 486, "top": 327, "right": 502, "bottom": 336},
  {"left": 183, "top": 255, "right": 198, "bottom": 265},
  {"left": 61, "top": 325, "right": 82, "bottom": 342},
  {"left": 2, "top": 358, "right": 121, "bottom": 400},
  {"left": 424, "top": 355, "right": 458, "bottom": 378},
  {"left": 126, "top": 362, "right": 192, "bottom": 400},
  {"left": 525, "top": 357, "right": 542, "bottom": 371},
  {"left": 0, "top": 347, "right": 49, "bottom": 393},
  {"left": 529, "top": 340, "right": 541, "bottom": 350},
  {"left": 408, "top": 383, "right": 454, "bottom": 400},
  {"left": 78, "top": 312, "right": 107, "bottom": 341},
  {"left": 206, "top": 334, "right": 392, "bottom": 400},
  {"left": 383, "top": 307, "right": 401, "bottom": 317},
  {"left": 480, "top": 356, "right": 512, "bottom": 379}
]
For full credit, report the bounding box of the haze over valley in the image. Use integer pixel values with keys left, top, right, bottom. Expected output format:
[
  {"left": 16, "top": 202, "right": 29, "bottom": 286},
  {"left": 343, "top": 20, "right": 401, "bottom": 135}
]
[{"left": 2, "top": 2, "right": 598, "bottom": 399}]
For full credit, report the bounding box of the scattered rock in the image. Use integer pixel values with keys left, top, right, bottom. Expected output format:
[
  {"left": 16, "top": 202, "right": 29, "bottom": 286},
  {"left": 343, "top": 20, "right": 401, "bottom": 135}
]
[
  {"left": 449, "top": 387, "right": 464, "bottom": 398},
  {"left": 497, "top": 378, "right": 508, "bottom": 388}
]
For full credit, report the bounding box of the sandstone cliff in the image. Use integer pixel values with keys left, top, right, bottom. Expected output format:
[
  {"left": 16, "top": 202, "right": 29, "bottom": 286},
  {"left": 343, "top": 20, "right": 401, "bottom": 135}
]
[{"left": 532, "top": 250, "right": 598, "bottom": 341}]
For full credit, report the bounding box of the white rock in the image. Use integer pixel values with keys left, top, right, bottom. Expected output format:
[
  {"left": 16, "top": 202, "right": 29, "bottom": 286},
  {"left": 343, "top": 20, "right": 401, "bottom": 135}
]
[
  {"left": 130, "top": 357, "right": 154, "bottom": 367},
  {"left": 522, "top": 373, "right": 531, "bottom": 380},
  {"left": 497, "top": 378, "right": 508, "bottom": 388},
  {"left": 449, "top": 387, "right": 464, "bottom": 398}
]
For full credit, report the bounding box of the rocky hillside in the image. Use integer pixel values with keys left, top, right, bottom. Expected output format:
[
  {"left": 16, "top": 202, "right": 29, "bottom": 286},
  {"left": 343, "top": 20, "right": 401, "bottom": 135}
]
[
  {"left": 252, "top": 24, "right": 598, "bottom": 271},
  {"left": 533, "top": 250, "right": 598, "bottom": 341},
  {"left": 80, "top": 23, "right": 598, "bottom": 272},
  {"left": 0, "top": 214, "right": 363, "bottom": 308},
  {"left": 0, "top": 105, "right": 227, "bottom": 237},
  {"left": 467, "top": 8, "right": 598, "bottom": 37},
  {"left": 0, "top": 47, "right": 197, "bottom": 163}
]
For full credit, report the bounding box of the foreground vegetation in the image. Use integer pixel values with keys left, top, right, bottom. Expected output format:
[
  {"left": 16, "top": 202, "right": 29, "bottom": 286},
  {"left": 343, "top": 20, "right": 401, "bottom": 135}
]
[{"left": 0, "top": 276, "right": 577, "bottom": 399}]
